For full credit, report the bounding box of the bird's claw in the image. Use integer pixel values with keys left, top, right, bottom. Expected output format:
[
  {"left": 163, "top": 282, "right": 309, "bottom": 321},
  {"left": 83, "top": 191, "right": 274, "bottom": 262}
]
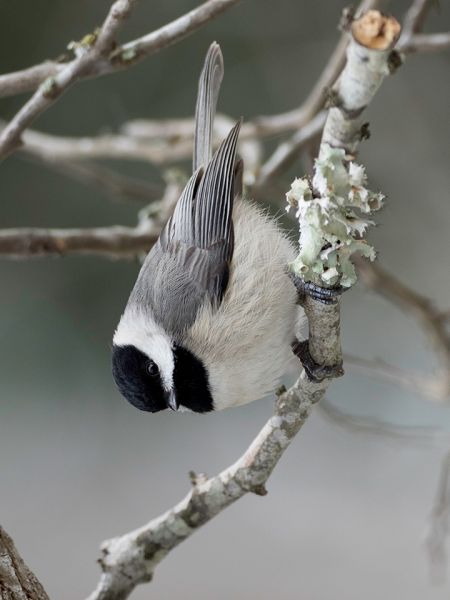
[
  {"left": 289, "top": 273, "right": 345, "bottom": 305},
  {"left": 292, "top": 339, "right": 344, "bottom": 383}
]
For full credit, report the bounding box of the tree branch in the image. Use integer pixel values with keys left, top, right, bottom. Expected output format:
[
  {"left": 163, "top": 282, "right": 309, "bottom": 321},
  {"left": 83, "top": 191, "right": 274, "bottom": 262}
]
[
  {"left": 399, "top": 32, "right": 450, "bottom": 53},
  {"left": 253, "top": 111, "right": 326, "bottom": 191},
  {"left": 0, "top": 62, "right": 64, "bottom": 99},
  {"left": 0, "top": 177, "right": 182, "bottom": 259},
  {"left": 0, "top": 0, "right": 242, "bottom": 160},
  {"left": 0, "top": 0, "right": 139, "bottom": 160},
  {"left": 0, "top": 525, "right": 49, "bottom": 600},
  {"left": 0, "top": 225, "right": 156, "bottom": 260},
  {"left": 86, "top": 377, "right": 326, "bottom": 600},
  {"left": 425, "top": 450, "right": 450, "bottom": 583},
  {"left": 20, "top": 154, "right": 163, "bottom": 204}
]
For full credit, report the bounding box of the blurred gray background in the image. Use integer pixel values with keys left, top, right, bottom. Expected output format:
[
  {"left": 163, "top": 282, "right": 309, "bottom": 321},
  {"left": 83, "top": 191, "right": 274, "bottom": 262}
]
[{"left": 1, "top": 1, "right": 449, "bottom": 598}]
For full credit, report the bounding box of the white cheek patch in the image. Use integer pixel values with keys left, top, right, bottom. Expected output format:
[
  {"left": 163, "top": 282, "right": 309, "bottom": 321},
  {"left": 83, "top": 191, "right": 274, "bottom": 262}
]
[{"left": 113, "top": 310, "right": 175, "bottom": 391}]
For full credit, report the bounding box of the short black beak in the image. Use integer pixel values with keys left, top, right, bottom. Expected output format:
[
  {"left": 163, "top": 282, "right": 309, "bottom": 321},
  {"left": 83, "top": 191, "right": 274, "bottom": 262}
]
[{"left": 165, "top": 389, "right": 178, "bottom": 411}]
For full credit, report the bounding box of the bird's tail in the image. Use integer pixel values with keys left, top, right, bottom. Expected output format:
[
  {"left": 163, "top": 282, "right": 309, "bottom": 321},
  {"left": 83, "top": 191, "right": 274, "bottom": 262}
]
[{"left": 193, "top": 42, "right": 224, "bottom": 172}]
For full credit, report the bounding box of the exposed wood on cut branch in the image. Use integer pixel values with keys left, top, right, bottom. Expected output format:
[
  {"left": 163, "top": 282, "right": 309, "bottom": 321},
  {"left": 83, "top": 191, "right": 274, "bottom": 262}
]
[{"left": 0, "top": 525, "right": 50, "bottom": 600}]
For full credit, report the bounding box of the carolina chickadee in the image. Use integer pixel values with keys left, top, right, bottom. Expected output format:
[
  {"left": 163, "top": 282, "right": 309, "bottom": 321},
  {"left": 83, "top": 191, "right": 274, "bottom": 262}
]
[{"left": 112, "top": 43, "right": 336, "bottom": 413}]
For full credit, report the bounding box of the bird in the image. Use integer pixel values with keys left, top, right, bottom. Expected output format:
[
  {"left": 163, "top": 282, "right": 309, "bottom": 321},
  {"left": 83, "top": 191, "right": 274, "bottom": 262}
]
[{"left": 111, "top": 42, "right": 339, "bottom": 414}]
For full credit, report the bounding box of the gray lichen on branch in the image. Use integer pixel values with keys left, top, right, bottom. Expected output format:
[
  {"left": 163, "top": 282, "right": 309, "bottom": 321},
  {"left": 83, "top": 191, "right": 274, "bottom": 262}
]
[{"left": 287, "top": 145, "right": 383, "bottom": 288}]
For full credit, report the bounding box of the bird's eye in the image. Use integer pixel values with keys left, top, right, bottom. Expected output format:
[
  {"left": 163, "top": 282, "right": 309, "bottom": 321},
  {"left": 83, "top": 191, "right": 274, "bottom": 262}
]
[{"left": 147, "top": 362, "right": 159, "bottom": 377}]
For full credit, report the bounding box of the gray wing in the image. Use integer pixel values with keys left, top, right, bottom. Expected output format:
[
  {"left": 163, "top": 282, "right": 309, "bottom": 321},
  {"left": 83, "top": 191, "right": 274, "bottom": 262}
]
[
  {"left": 129, "top": 43, "right": 241, "bottom": 336},
  {"left": 133, "top": 120, "right": 241, "bottom": 337},
  {"left": 193, "top": 42, "right": 224, "bottom": 171}
]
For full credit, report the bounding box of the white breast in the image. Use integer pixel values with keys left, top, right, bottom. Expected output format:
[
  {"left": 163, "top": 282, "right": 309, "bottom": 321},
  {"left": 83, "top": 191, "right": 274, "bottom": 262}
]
[{"left": 184, "top": 200, "right": 304, "bottom": 410}]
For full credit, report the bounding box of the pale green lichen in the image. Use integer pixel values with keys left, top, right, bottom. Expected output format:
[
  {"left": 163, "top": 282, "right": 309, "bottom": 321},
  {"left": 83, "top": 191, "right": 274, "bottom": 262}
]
[
  {"left": 120, "top": 47, "right": 138, "bottom": 62},
  {"left": 67, "top": 28, "right": 100, "bottom": 57},
  {"left": 287, "top": 144, "right": 383, "bottom": 288},
  {"left": 40, "top": 76, "right": 58, "bottom": 97}
]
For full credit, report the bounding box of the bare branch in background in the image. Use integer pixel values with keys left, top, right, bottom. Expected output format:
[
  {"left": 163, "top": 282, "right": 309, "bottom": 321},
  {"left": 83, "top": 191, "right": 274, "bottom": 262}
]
[
  {"left": 425, "top": 450, "right": 450, "bottom": 583},
  {"left": 399, "top": 32, "right": 450, "bottom": 53},
  {"left": 0, "top": 62, "right": 64, "bottom": 99},
  {"left": 0, "top": 225, "right": 157, "bottom": 260},
  {"left": 254, "top": 111, "right": 326, "bottom": 190},
  {"left": 345, "top": 354, "right": 449, "bottom": 402},
  {"left": 401, "top": 0, "right": 435, "bottom": 40},
  {"left": 0, "top": 0, "right": 242, "bottom": 159},
  {"left": 0, "top": 177, "right": 181, "bottom": 260},
  {"left": 21, "top": 154, "right": 163, "bottom": 204},
  {"left": 354, "top": 257, "right": 450, "bottom": 401},
  {"left": 251, "top": 0, "right": 384, "bottom": 137},
  {"left": 0, "top": 0, "right": 242, "bottom": 100},
  {"left": 397, "top": 0, "right": 450, "bottom": 53},
  {"left": 0, "top": 0, "right": 139, "bottom": 159},
  {"left": 0, "top": 525, "right": 50, "bottom": 600},
  {"left": 317, "top": 398, "right": 445, "bottom": 441}
]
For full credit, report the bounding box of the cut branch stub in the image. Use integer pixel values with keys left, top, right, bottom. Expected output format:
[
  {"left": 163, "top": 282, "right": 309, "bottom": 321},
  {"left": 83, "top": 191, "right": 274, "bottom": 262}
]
[{"left": 321, "top": 10, "right": 401, "bottom": 154}]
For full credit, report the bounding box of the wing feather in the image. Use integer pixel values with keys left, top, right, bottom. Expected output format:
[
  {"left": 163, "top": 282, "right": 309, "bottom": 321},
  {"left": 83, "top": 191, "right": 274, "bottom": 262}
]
[
  {"left": 131, "top": 45, "right": 242, "bottom": 336},
  {"left": 193, "top": 42, "right": 224, "bottom": 171}
]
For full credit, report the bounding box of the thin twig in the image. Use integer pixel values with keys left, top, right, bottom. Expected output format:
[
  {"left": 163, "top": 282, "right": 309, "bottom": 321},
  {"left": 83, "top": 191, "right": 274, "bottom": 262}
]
[
  {"left": 0, "top": 0, "right": 139, "bottom": 160},
  {"left": 425, "top": 450, "right": 450, "bottom": 583},
  {"left": 20, "top": 154, "right": 163, "bottom": 204},
  {"left": 401, "top": 0, "right": 434, "bottom": 40},
  {"left": 399, "top": 32, "right": 450, "bottom": 53},
  {"left": 254, "top": 111, "right": 326, "bottom": 190},
  {"left": 0, "top": 1, "right": 242, "bottom": 100},
  {"left": 0, "top": 226, "right": 157, "bottom": 259},
  {"left": 86, "top": 377, "right": 327, "bottom": 600},
  {"left": 0, "top": 61, "right": 64, "bottom": 98},
  {"left": 354, "top": 257, "right": 450, "bottom": 400},
  {"left": 317, "top": 398, "right": 445, "bottom": 440},
  {"left": 345, "top": 354, "right": 449, "bottom": 402},
  {"left": 0, "top": 177, "right": 182, "bottom": 259}
]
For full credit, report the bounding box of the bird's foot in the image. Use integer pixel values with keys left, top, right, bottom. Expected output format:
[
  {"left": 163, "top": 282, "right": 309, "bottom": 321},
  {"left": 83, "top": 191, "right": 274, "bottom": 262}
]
[
  {"left": 289, "top": 273, "right": 345, "bottom": 306},
  {"left": 292, "top": 339, "right": 344, "bottom": 383}
]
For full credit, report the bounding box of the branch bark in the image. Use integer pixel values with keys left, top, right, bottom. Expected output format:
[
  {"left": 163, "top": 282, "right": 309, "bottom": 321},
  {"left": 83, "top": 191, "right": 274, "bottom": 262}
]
[{"left": 0, "top": 526, "right": 49, "bottom": 600}]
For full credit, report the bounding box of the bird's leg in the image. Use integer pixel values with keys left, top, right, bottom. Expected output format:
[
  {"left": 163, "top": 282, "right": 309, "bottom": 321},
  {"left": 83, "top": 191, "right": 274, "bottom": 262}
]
[
  {"left": 289, "top": 272, "right": 345, "bottom": 381},
  {"left": 292, "top": 339, "right": 344, "bottom": 383},
  {"left": 289, "top": 272, "right": 345, "bottom": 306}
]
